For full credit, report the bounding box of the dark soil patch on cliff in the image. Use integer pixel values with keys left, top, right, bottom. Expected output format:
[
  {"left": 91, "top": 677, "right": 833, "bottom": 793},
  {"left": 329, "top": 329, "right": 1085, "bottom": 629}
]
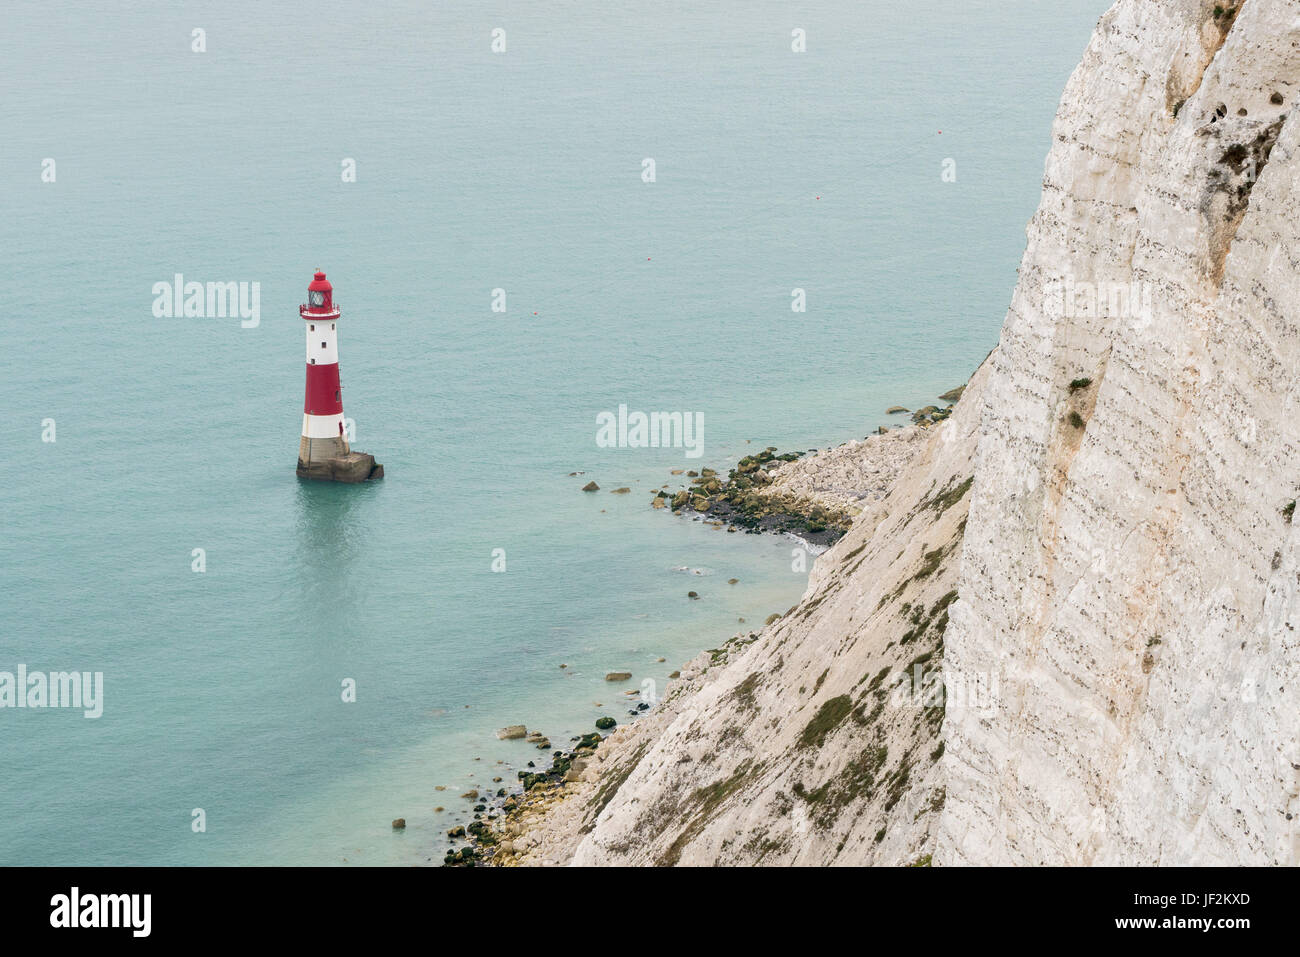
[{"left": 799, "top": 694, "right": 854, "bottom": 749}]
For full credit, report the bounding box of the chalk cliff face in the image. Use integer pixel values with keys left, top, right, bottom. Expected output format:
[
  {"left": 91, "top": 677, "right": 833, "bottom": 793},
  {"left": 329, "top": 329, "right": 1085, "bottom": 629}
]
[
  {"left": 515, "top": 0, "right": 1300, "bottom": 866},
  {"left": 941, "top": 0, "right": 1300, "bottom": 866}
]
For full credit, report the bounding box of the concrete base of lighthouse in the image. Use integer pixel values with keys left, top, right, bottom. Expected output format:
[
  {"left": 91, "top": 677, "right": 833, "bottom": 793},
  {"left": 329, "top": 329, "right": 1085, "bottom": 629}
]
[
  {"left": 296, "top": 452, "right": 384, "bottom": 483},
  {"left": 296, "top": 436, "right": 384, "bottom": 483}
]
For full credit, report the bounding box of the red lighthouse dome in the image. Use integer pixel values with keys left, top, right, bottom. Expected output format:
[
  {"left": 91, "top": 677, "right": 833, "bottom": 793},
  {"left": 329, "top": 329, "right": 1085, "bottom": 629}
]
[{"left": 305, "top": 270, "right": 335, "bottom": 313}]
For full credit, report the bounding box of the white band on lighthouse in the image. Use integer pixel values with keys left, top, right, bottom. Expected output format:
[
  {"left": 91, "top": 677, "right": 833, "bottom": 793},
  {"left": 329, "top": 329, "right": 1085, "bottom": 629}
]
[
  {"left": 305, "top": 320, "right": 339, "bottom": 365},
  {"left": 302, "top": 412, "right": 346, "bottom": 438}
]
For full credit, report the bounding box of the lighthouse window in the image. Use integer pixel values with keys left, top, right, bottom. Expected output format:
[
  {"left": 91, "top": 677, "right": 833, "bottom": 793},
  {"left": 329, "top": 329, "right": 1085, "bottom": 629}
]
[
  {"left": 309, "top": 291, "right": 325, "bottom": 306},
  {"left": 310, "top": 324, "right": 315, "bottom": 331},
  {"left": 331, "top": 323, "right": 335, "bottom": 330},
  {"left": 321, "top": 341, "right": 327, "bottom": 348}
]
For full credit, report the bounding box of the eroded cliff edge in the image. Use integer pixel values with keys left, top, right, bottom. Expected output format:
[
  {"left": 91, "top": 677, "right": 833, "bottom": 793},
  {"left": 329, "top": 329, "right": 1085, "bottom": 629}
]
[{"left": 508, "top": 0, "right": 1300, "bottom": 865}]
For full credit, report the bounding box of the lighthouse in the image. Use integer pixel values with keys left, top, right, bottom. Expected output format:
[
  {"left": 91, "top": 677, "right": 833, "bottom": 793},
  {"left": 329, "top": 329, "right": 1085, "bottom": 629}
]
[{"left": 296, "top": 270, "right": 383, "bottom": 482}]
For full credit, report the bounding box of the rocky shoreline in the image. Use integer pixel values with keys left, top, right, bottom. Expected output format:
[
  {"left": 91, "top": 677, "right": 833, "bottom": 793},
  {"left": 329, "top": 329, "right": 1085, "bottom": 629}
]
[
  {"left": 437, "top": 671, "right": 659, "bottom": 867},
  {"left": 435, "top": 388, "right": 964, "bottom": 866},
  {"left": 652, "top": 448, "right": 856, "bottom": 547},
  {"left": 446, "top": 646, "right": 748, "bottom": 866},
  {"left": 645, "top": 404, "right": 956, "bottom": 548},
  {"left": 438, "top": 730, "right": 604, "bottom": 867}
]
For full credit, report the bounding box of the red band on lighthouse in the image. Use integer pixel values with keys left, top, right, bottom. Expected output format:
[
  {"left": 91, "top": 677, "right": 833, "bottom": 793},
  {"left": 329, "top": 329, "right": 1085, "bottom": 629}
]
[{"left": 304, "top": 363, "right": 342, "bottom": 416}]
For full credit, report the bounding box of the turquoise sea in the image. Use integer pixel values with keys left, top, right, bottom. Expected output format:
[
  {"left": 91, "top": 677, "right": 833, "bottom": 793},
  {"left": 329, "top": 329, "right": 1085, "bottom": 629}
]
[{"left": 1, "top": 0, "right": 1106, "bottom": 864}]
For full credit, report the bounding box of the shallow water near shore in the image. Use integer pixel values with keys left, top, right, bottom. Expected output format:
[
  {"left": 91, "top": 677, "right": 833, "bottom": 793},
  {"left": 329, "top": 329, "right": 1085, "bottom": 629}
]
[{"left": 0, "top": 0, "right": 1107, "bottom": 864}]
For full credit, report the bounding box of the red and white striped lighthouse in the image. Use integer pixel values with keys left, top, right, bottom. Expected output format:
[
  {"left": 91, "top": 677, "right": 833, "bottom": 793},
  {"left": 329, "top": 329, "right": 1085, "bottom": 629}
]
[{"left": 296, "top": 270, "right": 383, "bottom": 482}]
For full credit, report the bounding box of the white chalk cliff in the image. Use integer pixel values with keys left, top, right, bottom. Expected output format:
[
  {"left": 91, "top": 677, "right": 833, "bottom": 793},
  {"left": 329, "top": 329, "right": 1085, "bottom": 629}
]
[{"left": 517, "top": 0, "right": 1300, "bottom": 866}]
